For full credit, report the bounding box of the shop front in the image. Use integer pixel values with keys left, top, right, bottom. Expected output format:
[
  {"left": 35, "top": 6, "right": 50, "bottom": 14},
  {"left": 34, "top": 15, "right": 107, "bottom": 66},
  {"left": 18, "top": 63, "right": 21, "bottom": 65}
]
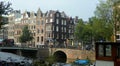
[{"left": 95, "top": 42, "right": 120, "bottom": 66}]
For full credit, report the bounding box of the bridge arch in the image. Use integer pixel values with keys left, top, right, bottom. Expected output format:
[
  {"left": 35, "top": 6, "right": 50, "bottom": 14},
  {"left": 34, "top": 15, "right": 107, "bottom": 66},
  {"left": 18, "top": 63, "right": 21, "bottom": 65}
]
[{"left": 53, "top": 50, "right": 67, "bottom": 63}]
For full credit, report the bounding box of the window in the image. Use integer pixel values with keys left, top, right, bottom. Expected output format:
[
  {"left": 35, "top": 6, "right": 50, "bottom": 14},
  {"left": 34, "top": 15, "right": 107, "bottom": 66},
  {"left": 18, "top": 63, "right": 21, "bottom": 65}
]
[
  {"left": 41, "top": 36, "right": 43, "bottom": 42},
  {"left": 57, "top": 34, "right": 59, "bottom": 39},
  {"left": 46, "top": 26, "right": 51, "bottom": 31},
  {"left": 62, "top": 14, "right": 64, "bottom": 18},
  {"left": 37, "top": 21, "right": 40, "bottom": 25},
  {"left": 50, "top": 19, "right": 53, "bottom": 22},
  {"left": 116, "top": 35, "right": 120, "bottom": 39},
  {"left": 62, "top": 34, "right": 63, "bottom": 39},
  {"left": 95, "top": 42, "right": 120, "bottom": 61},
  {"left": 50, "top": 14, "right": 53, "bottom": 17},
  {"left": 98, "top": 44, "right": 112, "bottom": 57},
  {"left": 52, "top": 26, "right": 54, "bottom": 31},
  {"left": 64, "top": 28, "right": 66, "bottom": 32},
  {"left": 34, "top": 25, "right": 36, "bottom": 29},
  {"left": 69, "top": 30, "right": 71, "bottom": 33},
  {"left": 70, "top": 21, "right": 73, "bottom": 23},
  {"left": 56, "top": 19, "right": 59, "bottom": 24},
  {"left": 47, "top": 33, "right": 51, "bottom": 37},
  {"left": 57, "top": 13, "right": 59, "bottom": 17},
  {"left": 37, "top": 29, "right": 40, "bottom": 33},
  {"left": 37, "top": 37, "right": 39, "bottom": 42},
  {"left": 61, "top": 27, "right": 63, "bottom": 32},
  {"left": 62, "top": 20, "right": 63, "bottom": 25},
  {"left": 41, "top": 29, "right": 43, "bottom": 33},
  {"left": 64, "top": 20, "right": 66, "bottom": 25},
  {"left": 52, "top": 34, "right": 54, "bottom": 38},
  {"left": 98, "top": 45, "right": 104, "bottom": 56},
  {"left": 65, "top": 35, "right": 66, "bottom": 39},
  {"left": 56, "top": 26, "right": 59, "bottom": 32},
  {"left": 46, "top": 19, "right": 48, "bottom": 23},
  {"left": 106, "top": 45, "right": 112, "bottom": 56}
]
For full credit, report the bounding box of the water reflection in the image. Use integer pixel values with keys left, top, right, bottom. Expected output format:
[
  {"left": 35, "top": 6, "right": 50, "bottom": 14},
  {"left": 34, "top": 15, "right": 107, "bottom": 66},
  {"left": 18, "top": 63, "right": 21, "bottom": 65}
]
[{"left": 52, "top": 63, "right": 71, "bottom": 66}]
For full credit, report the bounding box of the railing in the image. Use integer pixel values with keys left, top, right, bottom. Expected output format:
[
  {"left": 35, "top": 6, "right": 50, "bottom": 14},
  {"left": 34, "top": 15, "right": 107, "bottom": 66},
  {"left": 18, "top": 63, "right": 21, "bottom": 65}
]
[
  {"left": 0, "top": 43, "right": 95, "bottom": 51},
  {"left": 0, "top": 44, "right": 37, "bottom": 50}
]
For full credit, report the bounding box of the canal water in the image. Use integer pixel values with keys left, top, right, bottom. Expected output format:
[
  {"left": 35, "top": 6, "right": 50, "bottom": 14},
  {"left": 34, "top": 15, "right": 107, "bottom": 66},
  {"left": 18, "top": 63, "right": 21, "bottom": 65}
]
[
  {"left": 52, "top": 62, "right": 95, "bottom": 66},
  {"left": 52, "top": 63, "right": 71, "bottom": 66}
]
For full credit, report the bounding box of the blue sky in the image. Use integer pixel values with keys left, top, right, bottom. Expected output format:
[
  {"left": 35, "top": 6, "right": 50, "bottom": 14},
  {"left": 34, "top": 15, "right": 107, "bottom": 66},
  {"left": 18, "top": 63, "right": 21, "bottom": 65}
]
[{"left": 6, "top": 0, "right": 99, "bottom": 21}]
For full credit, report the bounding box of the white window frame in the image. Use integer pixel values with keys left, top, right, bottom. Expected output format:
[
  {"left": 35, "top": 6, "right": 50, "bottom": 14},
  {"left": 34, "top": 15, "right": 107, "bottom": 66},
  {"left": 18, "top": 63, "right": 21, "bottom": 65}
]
[{"left": 50, "top": 19, "right": 53, "bottom": 22}]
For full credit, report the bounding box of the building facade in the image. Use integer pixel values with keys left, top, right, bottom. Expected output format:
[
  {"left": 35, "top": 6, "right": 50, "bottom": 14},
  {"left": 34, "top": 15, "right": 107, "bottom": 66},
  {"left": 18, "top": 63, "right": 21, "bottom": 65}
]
[
  {"left": 7, "top": 8, "right": 78, "bottom": 47},
  {"left": 0, "top": 17, "right": 8, "bottom": 40}
]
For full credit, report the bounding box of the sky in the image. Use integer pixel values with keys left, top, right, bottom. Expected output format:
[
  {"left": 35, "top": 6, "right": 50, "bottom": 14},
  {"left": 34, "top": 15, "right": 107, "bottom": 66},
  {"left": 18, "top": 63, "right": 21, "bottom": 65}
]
[{"left": 4, "top": 0, "right": 99, "bottom": 21}]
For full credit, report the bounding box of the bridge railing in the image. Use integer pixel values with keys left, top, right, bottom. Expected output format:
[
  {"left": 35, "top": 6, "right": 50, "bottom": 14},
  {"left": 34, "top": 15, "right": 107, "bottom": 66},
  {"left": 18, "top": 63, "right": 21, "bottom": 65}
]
[
  {"left": 0, "top": 43, "right": 37, "bottom": 49},
  {"left": 0, "top": 43, "right": 95, "bottom": 51},
  {"left": 48, "top": 44, "right": 95, "bottom": 51}
]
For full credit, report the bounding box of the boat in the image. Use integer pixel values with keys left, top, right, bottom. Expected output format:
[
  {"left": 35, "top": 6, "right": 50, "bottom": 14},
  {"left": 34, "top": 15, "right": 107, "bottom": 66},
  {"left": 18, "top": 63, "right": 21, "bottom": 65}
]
[{"left": 72, "top": 59, "right": 90, "bottom": 66}]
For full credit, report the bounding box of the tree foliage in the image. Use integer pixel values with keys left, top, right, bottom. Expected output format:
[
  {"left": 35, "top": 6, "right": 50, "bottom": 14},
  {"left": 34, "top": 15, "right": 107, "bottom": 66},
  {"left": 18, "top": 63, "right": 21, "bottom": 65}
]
[
  {"left": 0, "top": 1, "right": 13, "bottom": 28},
  {"left": 95, "top": 0, "right": 120, "bottom": 29},
  {"left": 89, "top": 17, "right": 113, "bottom": 41},
  {"left": 74, "top": 0, "right": 120, "bottom": 45},
  {"left": 19, "top": 25, "right": 34, "bottom": 43},
  {"left": 0, "top": 1, "right": 12, "bottom": 16},
  {"left": 74, "top": 19, "right": 93, "bottom": 45},
  {"left": 75, "top": 17, "right": 113, "bottom": 45},
  {"left": 113, "top": 1, "right": 120, "bottom": 32},
  {"left": 74, "top": 19, "right": 85, "bottom": 41}
]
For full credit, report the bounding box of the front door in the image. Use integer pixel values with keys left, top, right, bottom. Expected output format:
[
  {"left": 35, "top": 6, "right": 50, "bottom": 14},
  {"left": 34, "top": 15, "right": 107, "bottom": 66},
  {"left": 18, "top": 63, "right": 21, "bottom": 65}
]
[{"left": 115, "top": 45, "right": 120, "bottom": 66}]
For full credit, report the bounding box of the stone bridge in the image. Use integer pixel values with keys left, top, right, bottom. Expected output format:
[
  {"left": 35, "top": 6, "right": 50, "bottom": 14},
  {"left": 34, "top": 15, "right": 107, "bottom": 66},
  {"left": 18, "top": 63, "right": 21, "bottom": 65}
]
[
  {"left": 49, "top": 48, "right": 95, "bottom": 63},
  {"left": 0, "top": 47, "right": 95, "bottom": 63}
]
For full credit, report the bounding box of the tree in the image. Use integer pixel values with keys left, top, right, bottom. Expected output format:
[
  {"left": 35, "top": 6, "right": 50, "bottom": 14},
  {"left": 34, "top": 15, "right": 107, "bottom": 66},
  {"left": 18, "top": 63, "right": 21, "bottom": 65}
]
[
  {"left": 74, "top": 19, "right": 85, "bottom": 42},
  {"left": 19, "top": 25, "right": 34, "bottom": 45},
  {"left": 74, "top": 19, "right": 92, "bottom": 46},
  {"left": 113, "top": 1, "right": 120, "bottom": 42},
  {"left": 89, "top": 17, "right": 113, "bottom": 41},
  {"left": 94, "top": 0, "right": 120, "bottom": 42},
  {"left": 74, "top": 17, "right": 113, "bottom": 45},
  {"left": 0, "top": 1, "right": 12, "bottom": 28},
  {"left": 95, "top": 0, "right": 112, "bottom": 22},
  {"left": 74, "top": 0, "right": 119, "bottom": 49}
]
